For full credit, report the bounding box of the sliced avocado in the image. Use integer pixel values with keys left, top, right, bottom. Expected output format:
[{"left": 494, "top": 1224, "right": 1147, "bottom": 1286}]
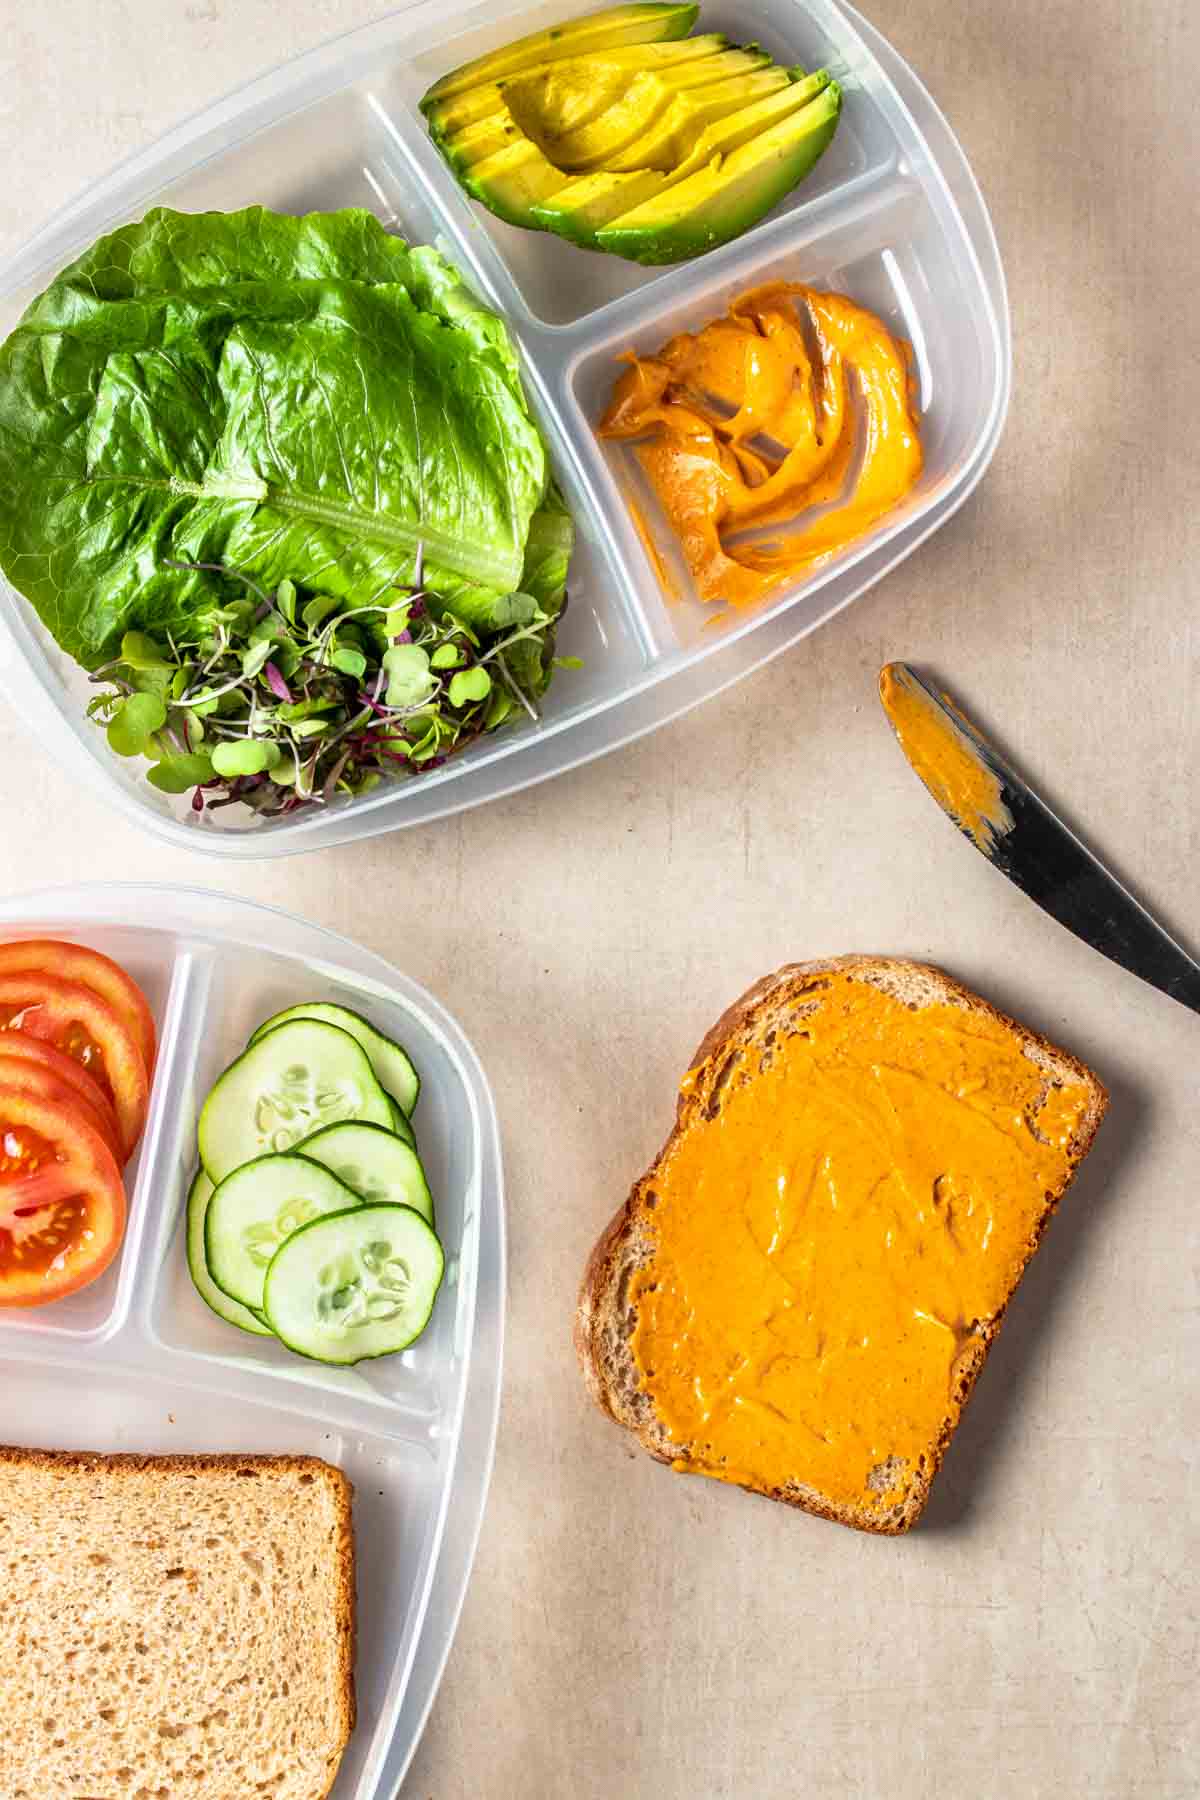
[
  {"left": 532, "top": 169, "right": 672, "bottom": 245},
  {"left": 596, "top": 80, "right": 842, "bottom": 264},
  {"left": 425, "top": 35, "right": 730, "bottom": 146},
  {"left": 426, "top": 82, "right": 510, "bottom": 143},
  {"left": 601, "top": 67, "right": 790, "bottom": 174},
  {"left": 638, "top": 41, "right": 773, "bottom": 90},
  {"left": 532, "top": 69, "right": 829, "bottom": 250},
  {"left": 439, "top": 108, "right": 524, "bottom": 172},
  {"left": 420, "top": 3, "right": 700, "bottom": 107},
  {"left": 449, "top": 44, "right": 777, "bottom": 231},
  {"left": 670, "top": 67, "right": 832, "bottom": 182},
  {"left": 458, "top": 139, "right": 575, "bottom": 227},
  {"left": 501, "top": 45, "right": 774, "bottom": 175},
  {"left": 503, "top": 64, "right": 680, "bottom": 169}
]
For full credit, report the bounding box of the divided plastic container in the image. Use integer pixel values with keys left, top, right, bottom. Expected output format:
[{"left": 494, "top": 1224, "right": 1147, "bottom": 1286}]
[
  {"left": 0, "top": 0, "right": 1010, "bottom": 856},
  {"left": 0, "top": 883, "right": 504, "bottom": 1799}
]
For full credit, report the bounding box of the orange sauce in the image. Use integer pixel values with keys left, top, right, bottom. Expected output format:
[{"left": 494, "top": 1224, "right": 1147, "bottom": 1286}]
[
  {"left": 599, "top": 283, "right": 923, "bottom": 608},
  {"left": 628, "top": 969, "right": 1094, "bottom": 1517},
  {"left": 626, "top": 493, "right": 679, "bottom": 602},
  {"left": 879, "top": 663, "right": 1014, "bottom": 853}
]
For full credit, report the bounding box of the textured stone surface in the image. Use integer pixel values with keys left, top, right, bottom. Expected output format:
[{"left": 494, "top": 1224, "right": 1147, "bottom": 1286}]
[{"left": 1, "top": 3, "right": 1197, "bottom": 1796}]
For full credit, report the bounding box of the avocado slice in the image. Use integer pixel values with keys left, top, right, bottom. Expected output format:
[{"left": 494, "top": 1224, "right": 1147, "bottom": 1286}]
[
  {"left": 438, "top": 109, "right": 524, "bottom": 172},
  {"left": 523, "top": 70, "right": 789, "bottom": 247},
  {"left": 420, "top": 2, "right": 699, "bottom": 107},
  {"left": 599, "top": 66, "right": 791, "bottom": 174},
  {"left": 457, "top": 139, "right": 576, "bottom": 227},
  {"left": 596, "top": 81, "right": 842, "bottom": 264},
  {"left": 426, "top": 82, "right": 510, "bottom": 143},
  {"left": 600, "top": 79, "right": 845, "bottom": 262},
  {"left": 425, "top": 34, "right": 730, "bottom": 146},
  {"left": 499, "top": 45, "right": 774, "bottom": 176},
  {"left": 532, "top": 168, "right": 673, "bottom": 245},
  {"left": 450, "top": 44, "right": 778, "bottom": 232},
  {"left": 502, "top": 64, "right": 680, "bottom": 170},
  {"left": 532, "top": 69, "right": 830, "bottom": 249},
  {"left": 668, "top": 67, "right": 832, "bottom": 182}
]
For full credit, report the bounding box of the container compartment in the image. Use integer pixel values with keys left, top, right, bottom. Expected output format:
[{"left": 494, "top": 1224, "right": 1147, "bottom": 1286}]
[
  {"left": 141, "top": 931, "right": 482, "bottom": 1424},
  {"left": 0, "top": 1361, "right": 446, "bottom": 1800},
  {"left": 565, "top": 164, "right": 1001, "bottom": 650},
  {"left": 393, "top": 0, "right": 896, "bottom": 328},
  {"left": 0, "top": 55, "right": 658, "bottom": 848},
  {"left": 0, "top": 884, "right": 505, "bottom": 1798},
  {"left": 0, "top": 923, "right": 186, "bottom": 1347}
]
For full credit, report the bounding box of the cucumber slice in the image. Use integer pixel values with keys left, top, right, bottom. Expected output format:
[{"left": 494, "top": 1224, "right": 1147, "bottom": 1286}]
[
  {"left": 264, "top": 1203, "right": 444, "bottom": 1365},
  {"left": 185, "top": 1168, "right": 272, "bottom": 1337},
  {"left": 249, "top": 1004, "right": 419, "bottom": 1116},
  {"left": 388, "top": 1098, "right": 416, "bottom": 1148},
  {"left": 300, "top": 1121, "right": 433, "bottom": 1224},
  {"left": 206, "top": 1153, "right": 363, "bottom": 1312},
  {"left": 199, "top": 1020, "right": 393, "bottom": 1183}
]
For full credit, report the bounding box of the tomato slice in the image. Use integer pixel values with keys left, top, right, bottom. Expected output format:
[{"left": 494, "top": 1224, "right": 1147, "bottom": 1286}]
[
  {"left": 0, "top": 940, "right": 156, "bottom": 1073},
  {"left": 0, "top": 1052, "right": 123, "bottom": 1161},
  {"left": 0, "top": 1089, "right": 126, "bottom": 1306},
  {"left": 0, "top": 1031, "right": 123, "bottom": 1151},
  {"left": 0, "top": 974, "right": 149, "bottom": 1161}
]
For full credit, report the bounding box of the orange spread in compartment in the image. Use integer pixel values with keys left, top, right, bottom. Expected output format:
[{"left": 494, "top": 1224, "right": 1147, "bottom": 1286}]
[
  {"left": 628, "top": 970, "right": 1092, "bottom": 1515},
  {"left": 880, "top": 663, "right": 1014, "bottom": 853},
  {"left": 599, "top": 283, "right": 923, "bottom": 609}
]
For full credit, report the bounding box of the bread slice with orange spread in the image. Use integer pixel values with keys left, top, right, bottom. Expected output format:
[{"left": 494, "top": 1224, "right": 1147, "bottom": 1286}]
[{"left": 575, "top": 957, "right": 1108, "bottom": 1533}]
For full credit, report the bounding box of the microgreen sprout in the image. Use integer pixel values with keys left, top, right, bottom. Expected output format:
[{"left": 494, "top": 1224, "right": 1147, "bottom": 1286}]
[{"left": 88, "top": 555, "right": 569, "bottom": 820}]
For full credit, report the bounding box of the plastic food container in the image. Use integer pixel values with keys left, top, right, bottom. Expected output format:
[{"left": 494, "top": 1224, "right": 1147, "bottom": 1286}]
[
  {"left": 0, "top": 0, "right": 1009, "bottom": 857},
  {"left": 0, "top": 883, "right": 504, "bottom": 1799}
]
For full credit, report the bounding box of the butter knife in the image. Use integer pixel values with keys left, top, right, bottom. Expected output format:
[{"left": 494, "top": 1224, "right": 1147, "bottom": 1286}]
[{"left": 879, "top": 661, "right": 1200, "bottom": 1015}]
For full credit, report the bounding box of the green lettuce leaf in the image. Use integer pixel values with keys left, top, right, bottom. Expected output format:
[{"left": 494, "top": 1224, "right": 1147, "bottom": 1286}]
[{"left": 0, "top": 207, "right": 568, "bottom": 666}]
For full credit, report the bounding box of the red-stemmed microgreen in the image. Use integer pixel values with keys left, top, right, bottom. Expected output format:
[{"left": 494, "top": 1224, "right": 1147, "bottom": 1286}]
[{"left": 87, "top": 556, "right": 575, "bottom": 819}]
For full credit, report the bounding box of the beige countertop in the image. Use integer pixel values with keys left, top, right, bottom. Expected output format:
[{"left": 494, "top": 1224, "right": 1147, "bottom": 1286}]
[{"left": 2, "top": 3, "right": 1197, "bottom": 1796}]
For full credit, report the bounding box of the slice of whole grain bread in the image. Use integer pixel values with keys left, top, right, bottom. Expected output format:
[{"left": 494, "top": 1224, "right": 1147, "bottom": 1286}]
[
  {"left": 575, "top": 955, "right": 1108, "bottom": 1534},
  {"left": 0, "top": 1448, "right": 354, "bottom": 1799}
]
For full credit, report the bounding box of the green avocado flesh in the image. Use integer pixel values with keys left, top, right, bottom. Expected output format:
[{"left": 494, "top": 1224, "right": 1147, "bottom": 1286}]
[
  {"left": 422, "top": 6, "right": 842, "bottom": 263},
  {"left": 420, "top": 3, "right": 700, "bottom": 104},
  {"left": 499, "top": 46, "right": 773, "bottom": 172},
  {"left": 458, "top": 141, "right": 576, "bottom": 227},
  {"left": 424, "top": 34, "right": 729, "bottom": 142},
  {"left": 597, "top": 80, "right": 843, "bottom": 263},
  {"left": 598, "top": 67, "right": 791, "bottom": 174},
  {"left": 531, "top": 68, "right": 835, "bottom": 242}
]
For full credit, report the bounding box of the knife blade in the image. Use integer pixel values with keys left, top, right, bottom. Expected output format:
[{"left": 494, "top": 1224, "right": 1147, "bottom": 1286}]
[{"left": 879, "top": 661, "right": 1200, "bottom": 1015}]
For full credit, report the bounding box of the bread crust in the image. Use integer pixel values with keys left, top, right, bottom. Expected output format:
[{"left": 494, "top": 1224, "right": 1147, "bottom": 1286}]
[
  {"left": 574, "top": 956, "right": 1109, "bottom": 1534},
  {"left": 0, "top": 1445, "right": 356, "bottom": 1795}
]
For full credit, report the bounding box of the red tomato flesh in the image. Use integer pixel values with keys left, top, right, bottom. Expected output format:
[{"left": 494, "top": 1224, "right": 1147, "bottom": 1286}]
[
  {"left": 0, "top": 941, "right": 156, "bottom": 1073},
  {"left": 0, "top": 1052, "right": 123, "bottom": 1161},
  {"left": 0, "top": 1091, "right": 126, "bottom": 1307},
  {"left": 0, "top": 974, "right": 148, "bottom": 1160},
  {"left": 0, "top": 1032, "right": 122, "bottom": 1156}
]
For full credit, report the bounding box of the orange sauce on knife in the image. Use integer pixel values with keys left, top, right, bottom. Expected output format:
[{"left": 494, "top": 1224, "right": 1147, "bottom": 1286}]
[
  {"left": 599, "top": 283, "right": 923, "bottom": 608},
  {"left": 879, "top": 663, "right": 1014, "bottom": 854},
  {"left": 628, "top": 969, "right": 1094, "bottom": 1517}
]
